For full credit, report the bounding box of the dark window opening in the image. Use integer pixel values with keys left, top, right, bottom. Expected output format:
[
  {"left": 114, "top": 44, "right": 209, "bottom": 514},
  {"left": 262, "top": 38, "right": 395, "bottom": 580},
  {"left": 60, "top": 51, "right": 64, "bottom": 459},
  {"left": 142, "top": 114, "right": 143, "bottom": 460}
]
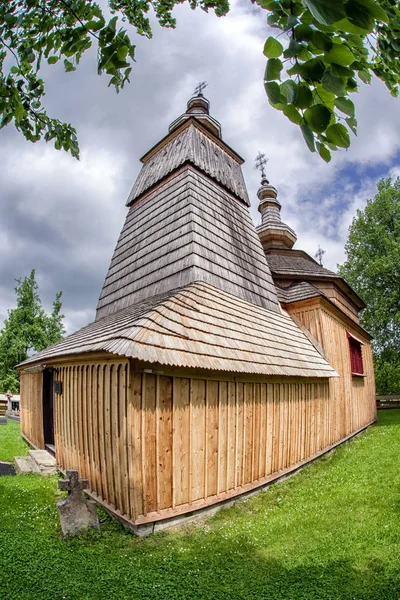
[{"left": 347, "top": 332, "right": 364, "bottom": 375}]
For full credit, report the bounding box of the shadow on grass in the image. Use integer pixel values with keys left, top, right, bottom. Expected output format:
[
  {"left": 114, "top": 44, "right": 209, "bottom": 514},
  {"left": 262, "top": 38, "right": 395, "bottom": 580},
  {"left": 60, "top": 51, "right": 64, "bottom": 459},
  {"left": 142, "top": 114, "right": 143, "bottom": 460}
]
[
  {"left": 375, "top": 409, "right": 400, "bottom": 426},
  {"left": 143, "top": 532, "right": 400, "bottom": 600},
  {"left": 1, "top": 512, "right": 399, "bottom": 600}
]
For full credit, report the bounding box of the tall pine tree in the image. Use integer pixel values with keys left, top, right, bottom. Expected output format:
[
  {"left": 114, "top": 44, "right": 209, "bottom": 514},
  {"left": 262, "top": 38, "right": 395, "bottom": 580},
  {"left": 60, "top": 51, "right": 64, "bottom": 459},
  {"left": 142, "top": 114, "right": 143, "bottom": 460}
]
[{"left": 0, "top": 270, "right": 65, "bottom": 392}]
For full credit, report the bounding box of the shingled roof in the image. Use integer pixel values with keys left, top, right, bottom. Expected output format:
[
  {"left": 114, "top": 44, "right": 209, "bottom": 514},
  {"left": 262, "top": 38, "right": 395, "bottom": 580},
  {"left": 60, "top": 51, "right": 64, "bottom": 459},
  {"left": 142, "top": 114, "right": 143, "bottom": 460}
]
[
  {"left": 19, "top": 282, "right": 337, "bottom": 378},
  {"left": 21, "top": 93, "right": 340, "bottom": 379},
  {"left": 275, "top": 281, "right": 327, "bottom": 304},
  {"left": 265, "top": 249, "right": 365, "bottom": 309},
  {"left": 96, "top": 95, "right": 281, "bottom": 320},
  {"left": 127, "top": 121, "right": 249, "bottom": 206},
  {"left": 266, "top": 250, "right": 338, "bottom": 279}
]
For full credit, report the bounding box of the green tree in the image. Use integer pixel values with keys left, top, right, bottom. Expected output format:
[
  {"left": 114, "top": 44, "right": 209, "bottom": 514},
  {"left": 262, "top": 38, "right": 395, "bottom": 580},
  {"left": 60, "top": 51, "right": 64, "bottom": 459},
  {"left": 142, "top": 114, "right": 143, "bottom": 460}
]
[
  {"left": 0, "top": 270, "right": 65, "bottom": 392},
  {"left": 338, "top": 177, "right": 400, "bottom": 394},
  {"left": 0, "top": 0, "right": 399, "bottom": 159}
]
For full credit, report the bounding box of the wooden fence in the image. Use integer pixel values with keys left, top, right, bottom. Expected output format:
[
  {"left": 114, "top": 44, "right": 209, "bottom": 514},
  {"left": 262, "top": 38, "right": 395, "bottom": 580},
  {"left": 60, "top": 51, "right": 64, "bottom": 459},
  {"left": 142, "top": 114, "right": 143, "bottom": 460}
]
[{"left": 376, "top": 395, "right": 400, "bottom": 409}]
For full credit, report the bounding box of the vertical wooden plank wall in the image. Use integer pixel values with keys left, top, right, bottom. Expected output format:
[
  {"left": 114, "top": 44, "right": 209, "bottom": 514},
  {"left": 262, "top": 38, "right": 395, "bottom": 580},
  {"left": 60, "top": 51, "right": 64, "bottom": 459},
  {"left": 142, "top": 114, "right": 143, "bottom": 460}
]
[
  {"left": 287, "top": 302, "right": 376, "bottom": 439},
  {"left": 20, "top": 371, "right": 44, "bottom": 448},
  {"left": 55, "top": 361, "right": 130, "bottom": 521},
  {"left": 52, "top": 360, "right": 374, "bottom": 527}
]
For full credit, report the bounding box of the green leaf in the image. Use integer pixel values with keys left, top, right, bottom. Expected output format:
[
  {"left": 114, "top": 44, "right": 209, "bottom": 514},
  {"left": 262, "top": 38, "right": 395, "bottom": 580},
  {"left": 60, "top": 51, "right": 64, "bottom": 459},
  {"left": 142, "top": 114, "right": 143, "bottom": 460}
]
[
  {"left": 304, "top": 104, "right": 331, "bottom": 133},
  {"left": 260, "top": 0, "right": 278, "bottom": 8},
  {"left": 267, "top": 13, "right": 280, "bottom": 27},
  {"left": 302, "top": 0, "right": 345, "bottom": 25},
  {"left": 265, "top": 58, "right": 283, "bottom": 81},
  {"left": 295, "top": 24, "right": 313, "bottom": 41},
  {"left": 391, "top": 39, "right": 400, "bottom": 51},
  {"left": 300, "top": 123, "right": 316, "bottom": 152},
  {"left": 282, "top": 104, "right": 302, "bottom": 124},
  {"left": 287, "top": 63, "right": 301, "bottom": 76},
  {"left": 294, "top": 84, "right": 313, "bottom": 108},
  {"left": 280, "top": 80, "right": 297, "bottom": 103},
  {"left": 324, "top": 43, "right": 355, "bottom": 66},
  {"left": 347, "top": 34, "right": 365, "bottom": 48},
  {"left": 317, "top": 142, "right": 332, "bottom": 162},
  {"left": 346, "top": 78, "right": 358, "bottom": 92},
  {"left": 330, "top": 64, "right": 354, "bottom": 78},
  {"left": 322, "top": 72, "right": 347, "bottom": 95},
  {"left": 334, "top": 17, "right": 373, "bottom": 34},
  {"left": 263, "top": 37, "right": 284, "bottom": 59},
  {"left": 298, "top": 58, "right": 325, "bottom": 81},
  {"left": 297, "top": 48, "right": 313, "bottom": 61},
  {"left": 313, "top": 85, "right": 335, "bottom": 110},
  {"left": 345, "top": 0, "right": 387, "bottom": 31},
  {"left": 4, "top": 13, "right": 17, "bottom": 26},
  {"left": 311, "top": 30, "right": 333, "bottom": 51},
  {"left": 286, "top": 15, "right": 299, "bottom": 29},
  {"left": 358, "top": 69, "right": 372, "bottom": 84},
  {"left": 15, "top": 103, "right": 25, "bottom": 123},
  {"left": 346, "top": 116, "right": 358, "bottom": 134},
  {"left": 64, "top": 59, "right": 76, "bottom": 72},
  {"left": 345, "top": 0, "right": 388, "bottom": 27},
  {"left": 334, "top": 96, "right": 355, "bottom": 117},
  {"left": 0, "top": 113, "right": 13, "bottom": 128},
  {"left": 283, "top": 39, "right": 302, "bottom": 58},
  {"left": 301, "top": 9, "right": 314, "bottom": 25},
  {"left": 47, "top": 56, "right": 59, "bottom": 65},
  {"left": 326, "top": 123, "right": 351, "bottom": 147},
  {"left": 265, "top": 82, "right": 282, "bottom": 104}
]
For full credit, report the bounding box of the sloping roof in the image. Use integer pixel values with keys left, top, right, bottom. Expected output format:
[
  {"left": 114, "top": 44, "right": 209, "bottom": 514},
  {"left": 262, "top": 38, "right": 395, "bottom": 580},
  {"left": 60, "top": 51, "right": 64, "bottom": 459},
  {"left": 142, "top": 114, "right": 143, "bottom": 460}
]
[
  {"left": 275, "top": 281, "right": 326, "bottom": 304},
  {"left": 126, "top": 121, "right": 250, "bottom": 206},
  {"left": 96, "top": 166, "right": 280, "bottom": 320},
  {"left": 266, "top": 251, "right": 338, "bottom": 279},
  {"left": 19, "top": 282, "right": 337, "bottom": 378},
  {"left": 266, "top": 249, "right": 366, "bottom": 309}
]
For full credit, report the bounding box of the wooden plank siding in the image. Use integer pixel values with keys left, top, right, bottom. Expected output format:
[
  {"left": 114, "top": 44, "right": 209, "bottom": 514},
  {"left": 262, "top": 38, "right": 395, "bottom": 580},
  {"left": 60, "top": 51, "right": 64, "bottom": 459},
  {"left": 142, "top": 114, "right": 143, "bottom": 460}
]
[
  {"left": 16, "top": 358, "right": 374, "bottom": 528},
  {"left": 287, "top": 300, "right": 376, "bottom": 442},
  {"left": 20, "top": 371, "right": 44, "bottom": 449}
]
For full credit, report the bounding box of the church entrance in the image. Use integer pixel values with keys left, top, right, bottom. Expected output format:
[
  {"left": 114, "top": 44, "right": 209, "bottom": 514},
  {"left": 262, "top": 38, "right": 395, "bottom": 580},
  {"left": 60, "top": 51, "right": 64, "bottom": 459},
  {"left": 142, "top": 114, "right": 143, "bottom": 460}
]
[{"left": 42, "top": 369, "right": 54, "bottom": 450}]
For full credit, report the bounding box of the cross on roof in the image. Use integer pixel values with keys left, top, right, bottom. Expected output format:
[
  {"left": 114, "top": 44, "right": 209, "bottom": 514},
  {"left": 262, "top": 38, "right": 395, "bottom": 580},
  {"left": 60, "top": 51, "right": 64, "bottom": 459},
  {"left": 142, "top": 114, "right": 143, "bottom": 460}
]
[
  {"left": 254, "top": 152, "right": 268, "bottom": 180},
  {"left": 58, "top": 470, "right": 88, "bottom": 497},
  {"left": 315, "top": 245, "right": 326, "bottom": 266},
  {"left": 194, "top": 81, "right": 208, "bottom": 96}
]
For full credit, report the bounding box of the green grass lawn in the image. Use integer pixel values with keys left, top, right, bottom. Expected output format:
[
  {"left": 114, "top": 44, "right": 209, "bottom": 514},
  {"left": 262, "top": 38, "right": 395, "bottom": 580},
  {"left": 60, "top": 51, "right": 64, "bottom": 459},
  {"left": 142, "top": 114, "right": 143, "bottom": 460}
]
[
  {"left": 1, "top": 412, "right": 400, "bottom": 600},
  {"left": 0, "top": 419, "right": 29, "bottom": 462}
]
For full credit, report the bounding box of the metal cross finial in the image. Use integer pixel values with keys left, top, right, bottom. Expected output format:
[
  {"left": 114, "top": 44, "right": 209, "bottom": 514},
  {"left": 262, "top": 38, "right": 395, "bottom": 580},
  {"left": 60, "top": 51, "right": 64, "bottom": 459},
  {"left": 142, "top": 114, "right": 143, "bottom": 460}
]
[
  {"left": 254, "top": 152, "right": 269, "bottom": 180},
  {"left": 194, "top": 81, "right": 208, "bottom": 96},
  {"left": 315, "top": 245, "right": 326, "bottom": 266}
]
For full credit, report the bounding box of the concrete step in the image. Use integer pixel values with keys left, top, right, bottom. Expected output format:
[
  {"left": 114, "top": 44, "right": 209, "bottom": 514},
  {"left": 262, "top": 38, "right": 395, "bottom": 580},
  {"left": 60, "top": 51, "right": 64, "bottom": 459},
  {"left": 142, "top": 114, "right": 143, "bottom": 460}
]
[
  {"left": 29, "top": 450, "right": 57, "bottom": 476},
  {"left": 14, "top": 455, "right": 40, "bottom": 475}
]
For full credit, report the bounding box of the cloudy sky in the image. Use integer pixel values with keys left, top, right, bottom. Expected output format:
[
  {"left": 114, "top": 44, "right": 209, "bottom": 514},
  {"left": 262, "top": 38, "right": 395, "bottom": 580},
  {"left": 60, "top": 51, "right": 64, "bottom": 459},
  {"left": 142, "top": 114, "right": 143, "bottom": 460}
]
[{"left": 1, "top": 0, "right": 400, "bottom": 335}]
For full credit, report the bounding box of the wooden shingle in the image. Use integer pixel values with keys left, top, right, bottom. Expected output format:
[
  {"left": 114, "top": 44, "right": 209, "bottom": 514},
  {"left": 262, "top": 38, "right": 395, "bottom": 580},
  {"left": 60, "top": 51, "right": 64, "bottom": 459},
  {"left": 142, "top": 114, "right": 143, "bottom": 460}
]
[
  {"left": 96, "top": 165, "right": 280, "bottom": 320},
  {"left": 20, "top": 282, "right": 337, "bottom": 378}
]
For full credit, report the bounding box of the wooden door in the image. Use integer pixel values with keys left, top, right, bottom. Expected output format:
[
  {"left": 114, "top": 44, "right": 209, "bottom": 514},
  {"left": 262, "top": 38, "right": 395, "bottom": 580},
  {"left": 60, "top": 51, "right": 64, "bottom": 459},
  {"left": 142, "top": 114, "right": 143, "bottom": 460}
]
[{"left": 43, "top": 369, "right": 54, "bottom": 445}]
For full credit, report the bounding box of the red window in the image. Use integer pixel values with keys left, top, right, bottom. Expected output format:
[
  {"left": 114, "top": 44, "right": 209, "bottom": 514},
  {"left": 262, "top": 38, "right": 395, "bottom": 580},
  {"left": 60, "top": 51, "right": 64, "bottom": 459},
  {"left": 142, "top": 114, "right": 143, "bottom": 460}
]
[{"left": 347, "top": 332, "right": 364, "bottom": 375}]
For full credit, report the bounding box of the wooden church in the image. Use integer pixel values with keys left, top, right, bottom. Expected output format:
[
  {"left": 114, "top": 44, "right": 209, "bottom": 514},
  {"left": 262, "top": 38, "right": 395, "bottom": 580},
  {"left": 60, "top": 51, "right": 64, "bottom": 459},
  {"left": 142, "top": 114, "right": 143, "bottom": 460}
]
[{"left": 18, "top": 90, "right": 376, "bottom": 534}]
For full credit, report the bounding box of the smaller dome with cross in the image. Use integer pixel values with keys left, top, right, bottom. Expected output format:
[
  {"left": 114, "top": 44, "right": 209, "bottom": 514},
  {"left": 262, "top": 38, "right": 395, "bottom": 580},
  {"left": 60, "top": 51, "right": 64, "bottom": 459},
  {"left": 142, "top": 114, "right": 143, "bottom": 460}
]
[
  {"left": 255, "top": 153, "right": 297, "bottom": 251},
  {"left": 169, "top": 83, "right": 222, "bottom": 138}
]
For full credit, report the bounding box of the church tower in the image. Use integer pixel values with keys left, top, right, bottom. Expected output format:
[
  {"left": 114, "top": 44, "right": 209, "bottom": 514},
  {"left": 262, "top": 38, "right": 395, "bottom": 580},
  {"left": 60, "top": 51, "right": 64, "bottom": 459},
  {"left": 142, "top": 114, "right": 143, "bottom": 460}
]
[
  {"left": 96, "top": 89, "right": 281, "bottom": 320},
  {"left": 254, "top": 154, "right": 297, "bottom": 252}
]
